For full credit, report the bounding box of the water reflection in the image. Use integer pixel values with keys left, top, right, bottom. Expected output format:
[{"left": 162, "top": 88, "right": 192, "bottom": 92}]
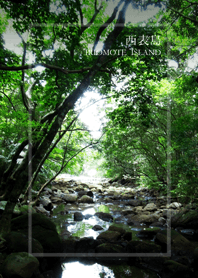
[
  {"left": 61, "top": 261, "right": 160, "bottom": 278},
  {"left": 62, "top": 262, "right": 114, "bottom": 278}
]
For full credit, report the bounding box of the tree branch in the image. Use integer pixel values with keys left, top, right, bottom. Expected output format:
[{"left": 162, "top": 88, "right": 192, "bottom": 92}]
[
  {"left": 93, "top": 0, "right": 125, "bottom": 52},
  {"left": 0, "top": 89, "right": 16, "bottom": 111},
  {"left": 169, "top": 7, "right": 198, "bottom": 25}
]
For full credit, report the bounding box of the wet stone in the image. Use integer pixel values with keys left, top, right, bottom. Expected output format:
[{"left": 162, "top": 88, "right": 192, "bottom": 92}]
[
  {"left": 92, "top": 225, "right": 104, "bottom": 231},
  {"left": 95, "top": 212, "right": 113, "bottom": 222},
  {"left": 74, "top": 212, "right": 84, "bottom": 221}
]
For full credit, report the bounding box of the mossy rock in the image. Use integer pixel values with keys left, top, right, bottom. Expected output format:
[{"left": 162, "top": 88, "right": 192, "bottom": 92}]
[
  {"left": 171, "top": 209, "right": 198, "bottom": 229},
  {"left": 4, "top": 232, "right": 43, "bottom": 254},
  {"left": 136, "top": 227, "right": 161, "bottom": 239},
  {"left": 97, "top": 231, "right": 121, "bottom": 241},
  {"left": 164, "top": 260, "right": 190, "bottom": 275},
  {"left": 3, "top": 252, "right": 39, "bottom": 278},
  {"left": 126, "top": 240, "right": 161, "bottom": 253},
  {"left": 96, "top": 243, "right": 125, "bottom": 253},
  {"left": 62, "top": 236, "right": 78, "bottom": 253},
  {"left": 108, "top": 225, "right": 126, "bottom": 235},
  {"left": 11, "top": 213, "right": 57, "bottom": 232},
  {"left": 11, "top": 213, "right": 61, "bottom": 253},
  {"left": 155, "top": 229, "right": 194, "bottom": 253}
]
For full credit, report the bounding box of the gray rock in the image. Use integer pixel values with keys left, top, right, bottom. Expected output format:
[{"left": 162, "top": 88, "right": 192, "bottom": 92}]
[
  {"left": 61, "top": 194, "right": 77, "bottom": 202},
  {"left": 143, "top": 203, "right": 157, "bottom": 211},
  {"left": 125, "top": 199, "right": 142, "bottom": 206},
  {"left": 167, "top": 202, "right": 182, "bottom": 209}
]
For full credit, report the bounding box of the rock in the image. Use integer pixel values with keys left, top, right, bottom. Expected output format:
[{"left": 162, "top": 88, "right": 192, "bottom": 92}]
[
  {"left": 95, "top": 212, "right": 113, "bottom": 222},
  {"left": 126, "top": 241, "right": 161, "bottom": 253},
  {"left": 4, "top": 232, "right": 43, "bottom": 254},
  {"left": 167, "top": 202, "right": 182, "bottom": 209},
  {"left": 11, "top": 213, "right": 62, "bottom": 253},
  {"left": 3, "top": 252, "right": 39, "bottom": 278},
  {"left": 163, "top": 260, "right": 191, "bottom": 277},
  {"left": 96, "top": 243, "right": 125, "bottom": 253},
  {"left": 77, "top": 190, "right": 88, "bottom": 197},
  {"left": 97, "top": 231, "right": 121, "bottom": 241},
  {"left": 35, "top": 204, "right": 50, "bottom": 216},
  {"left": 162, "top": 209, "right": 179, "bottom": 218},
  {"left": 76, "top": 237, "right": 97, "bottom": 253},
  {"left": 155, "top": 229, "right": 194, "bottom": 254},
  {"left": 128, "top": 213, "right": 159, "bottom": 224},
  {"left": 143, "top": 203, "right": 157, "bottom": 211},
  {"left": 40, "top": 197, "right": 53, "bottom": 211},
  {"left": 171, "top": 209, "right": 198, "bottom": 229},
  {"left": 78, "top": 195, "right": 94, "bottom": 203},
  {"left": 61, "top": 193, "right": 77, "bottom": 202},
  {"left": 62, "top": 236, "right": 78, "bottom": 253},
  {"left": 74, "top": 212, "right": 84, "bottom": 221},
  {"left": 43, "top": 187, "right": 52, "bottom": 194},
  {"left": 126, "top": 200, "right": 142, "bottom": 206},
  {"left": 123, "top": 232, "right": 132, "bottom": 241},
  {"left": 87, "top": 191, "right": 94, "bottom": 197},
  {"left": 92, "top": 225, "right": 104, "bottom": 231},
  {"left": 136, "top": 228, "right": 161, "bottom": 240},
  {"left": 50, "top": 196, "right": 63, "bottom": 203},
  {"left": 179, "top": 228, "right": 196, "bottom": 240},
  {"left": 108, "top": 225, "right": 126, "bottom": 235},
  {"left": 122, "top": 209, "right": 136, "bottom": 216}
]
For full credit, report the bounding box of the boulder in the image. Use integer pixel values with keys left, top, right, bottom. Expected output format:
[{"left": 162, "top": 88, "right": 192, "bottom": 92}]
[
  {"left": 95, "top": 212, "right": 113, "bottom": 222},
  {"left": 167, "top": 202, "right": 182, "bottom": 209},
  {"left": 163, "top": 209, "right": 180, "bottom": 218},
  {"left": 35, "top": 204, "right": 50, "bottom": 216},
  {"left": 126, "top": 200, "right": 142, "bottom": 206},
  {"left": 78, "top": 195, "right": 94, "bottom": 203},
  {"left": 92, "top": 225, "right": 104, "bottom": 231},
  {"left": 163, "top": 260, "right": 191, "bottom": 277},
  {"left": 126, "top": 241, "right": 161, "bottom": 253},
  {"left": 128, "top": 213, "right": 159, "bottom": 224},
  {"left": 97, "top": 231, "right": 121, "bottom": 241},
  {"left": 43, "top": 187, "right": 52, "bottom": 194},
  {"left": 155, "top": 229, "right": 194, "bottom": 254},
  {"left": 3, "top": 252, "right": 39, "bottom": 278},
  {"left": 77, "top": 190, "right": 88, "bottom": 198},
  {"left": 76, "top": 237, "right": 97, "bottom": 253},
  {"left": 74, "top": 212, "right": 84, "bottom": 221},
  {"left": 61, "top": 193, "right": 77, "bottom": 202},
  {"left": 143, "top": 203, "right": 157, "bottom": 211},
  {"left": 96, "top": 243, "right": 125, "bottom": 253},
  {"left": 108, "top": 225, "right": 126, "bottom": 235},
  {"left": 39, "top": 197, "right": 53, "bottom": 211},
  {"left": 136, "top": 228, "right": 161, "bottom": 240},
  {"left": 62, "top": 236, "right": 78, "bottom": 253},
  {"left": 11, "top": 213, "right": 62, "bottom": 253},
  {"left": 171, "top": 209, "right": 198, "bottom": 229},
  {"left": 4, "top": 232, "right": 43, "bottom": 254},
  {"left": 50, "top": 196, "right": 63, "bottom": 203}
]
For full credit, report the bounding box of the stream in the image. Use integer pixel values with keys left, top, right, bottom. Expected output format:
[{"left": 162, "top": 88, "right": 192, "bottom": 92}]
[{"left": 50, "top": 191, "right": 163, "bottom": 278}]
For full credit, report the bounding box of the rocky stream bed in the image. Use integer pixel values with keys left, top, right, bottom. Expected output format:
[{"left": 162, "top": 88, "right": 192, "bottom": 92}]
[{"left": 1, "top": 176, "right": 198, "bottom": 278}]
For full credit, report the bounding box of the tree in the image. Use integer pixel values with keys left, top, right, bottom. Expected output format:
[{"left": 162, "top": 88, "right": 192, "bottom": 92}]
[{"left": 0, "top": 0, "right": 164, "bottom": 244}]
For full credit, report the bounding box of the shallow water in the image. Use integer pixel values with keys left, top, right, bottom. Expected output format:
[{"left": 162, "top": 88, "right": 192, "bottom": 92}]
[
  {"left": 61, "top": 260, "right": 160, "bottom": 278},
  {"left": 50, "top": 184, "right": 162, "bottom": 278}
]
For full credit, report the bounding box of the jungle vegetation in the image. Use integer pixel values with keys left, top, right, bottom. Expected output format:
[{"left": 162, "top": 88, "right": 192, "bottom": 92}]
[{"left": 0, "top": 0, "right": 198, "bottom": 242}]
